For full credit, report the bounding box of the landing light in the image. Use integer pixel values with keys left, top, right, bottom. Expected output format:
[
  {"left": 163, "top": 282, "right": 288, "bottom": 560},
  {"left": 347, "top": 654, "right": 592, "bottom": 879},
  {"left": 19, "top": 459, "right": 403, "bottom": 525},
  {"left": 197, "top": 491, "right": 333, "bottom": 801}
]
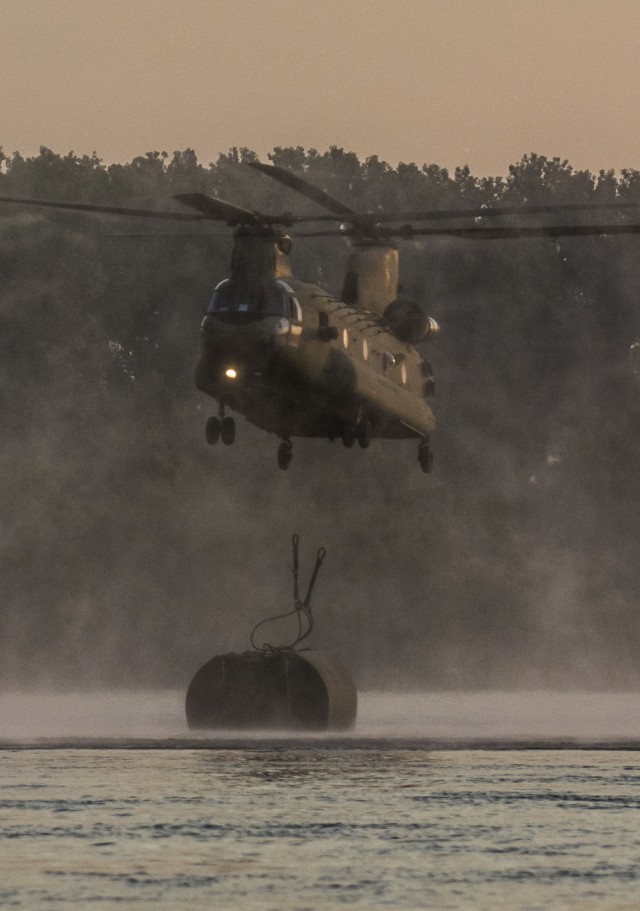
[{"left": 225, "top": 367, "right": 238, "bottom": 380}]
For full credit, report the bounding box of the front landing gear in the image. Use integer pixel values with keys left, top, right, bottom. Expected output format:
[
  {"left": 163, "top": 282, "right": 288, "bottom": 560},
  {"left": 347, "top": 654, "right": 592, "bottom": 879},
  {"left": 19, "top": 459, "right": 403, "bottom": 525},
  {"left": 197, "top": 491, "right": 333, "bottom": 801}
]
[
  {"left": 418, "top": 439, "right": 434, "bottom": 473},
  {"left": 220, "top": 416, "right": 235, "bottom": 445},
  {"left": 277, "top": 439, "right": 293, "bottom": 470},
  {"left": 206, "top": 416, "right": 220, "bottom": 445},
  {"left": 206, "top": 408, "right": 235, "bottom": 446}
]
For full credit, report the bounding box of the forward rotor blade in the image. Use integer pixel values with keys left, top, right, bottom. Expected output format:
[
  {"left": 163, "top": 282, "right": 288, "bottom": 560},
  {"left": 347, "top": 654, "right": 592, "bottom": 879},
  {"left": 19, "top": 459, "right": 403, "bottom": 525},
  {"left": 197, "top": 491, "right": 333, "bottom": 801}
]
[
  {"left": 248, "top": 161, "right": 357, "bottom": 217},
  {"left": 100, "top": 231, "right": 228, "bottom": 238},
  {"left": 174, "top": 193, "right": 354, "bottom": 226},
  {"left": 173, "top": 193, "right": 260, "bottom": 223},
  {"left": 0, "top": 195, "right": 207, "bottom": 221},
  {"left": 0, "top": 191, "right": 348, "bottom": 227}
]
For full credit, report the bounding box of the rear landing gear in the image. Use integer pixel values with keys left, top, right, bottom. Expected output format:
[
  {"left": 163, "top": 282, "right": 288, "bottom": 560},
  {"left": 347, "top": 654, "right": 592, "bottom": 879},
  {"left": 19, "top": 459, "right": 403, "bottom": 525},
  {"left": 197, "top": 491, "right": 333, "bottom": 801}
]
[
  {"left": 418, "top": 440, "right": 434, "bottom": 473},
  {"left": 277, "top": 439, "right": 293, "bottom": 470},
  {"left": 341, "top": 427, "right": 356, "bottom": 448},
  {"left": 357, "top": 417, "right": 372, "bottom": 449}
]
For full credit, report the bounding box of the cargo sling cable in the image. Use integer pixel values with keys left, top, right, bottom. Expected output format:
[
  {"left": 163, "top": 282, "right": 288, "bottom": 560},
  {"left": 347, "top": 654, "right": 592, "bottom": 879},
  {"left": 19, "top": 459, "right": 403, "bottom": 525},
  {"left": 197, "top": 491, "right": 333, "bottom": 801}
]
[{"left": 249, "top": 534, "right": 327, "bottom": 653}]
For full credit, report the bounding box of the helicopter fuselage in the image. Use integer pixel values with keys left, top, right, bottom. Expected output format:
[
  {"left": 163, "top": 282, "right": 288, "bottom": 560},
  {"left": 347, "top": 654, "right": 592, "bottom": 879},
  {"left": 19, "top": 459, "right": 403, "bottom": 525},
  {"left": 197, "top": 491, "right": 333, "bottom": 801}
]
[{"left": 195, "top": 275, "right": 436, "bottom": 443}]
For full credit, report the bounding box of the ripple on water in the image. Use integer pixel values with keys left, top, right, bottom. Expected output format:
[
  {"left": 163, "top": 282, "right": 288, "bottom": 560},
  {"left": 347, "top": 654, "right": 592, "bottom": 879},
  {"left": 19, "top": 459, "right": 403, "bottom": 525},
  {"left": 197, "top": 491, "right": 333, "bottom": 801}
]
[{"left": 1, "top": 748, "right": 640, "bottom": 909}]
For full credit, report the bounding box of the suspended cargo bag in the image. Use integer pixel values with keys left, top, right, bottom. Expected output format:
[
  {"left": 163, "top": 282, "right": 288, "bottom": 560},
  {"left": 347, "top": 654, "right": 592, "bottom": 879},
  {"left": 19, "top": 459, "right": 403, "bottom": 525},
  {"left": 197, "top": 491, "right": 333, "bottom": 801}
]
[
  {"left": 185, "top": 536, "right": 357, "bottom": 731},
  {"left": 185, "top": 649, "right": 357, "bottom": 730}
]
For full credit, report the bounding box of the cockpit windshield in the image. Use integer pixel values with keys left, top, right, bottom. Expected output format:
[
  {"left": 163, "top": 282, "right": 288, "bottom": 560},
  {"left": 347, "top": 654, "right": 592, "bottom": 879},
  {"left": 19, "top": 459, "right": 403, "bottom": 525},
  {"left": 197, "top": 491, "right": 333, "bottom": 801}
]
[{"left": 208, "top": 280, "right": 290, "bottom": 317}]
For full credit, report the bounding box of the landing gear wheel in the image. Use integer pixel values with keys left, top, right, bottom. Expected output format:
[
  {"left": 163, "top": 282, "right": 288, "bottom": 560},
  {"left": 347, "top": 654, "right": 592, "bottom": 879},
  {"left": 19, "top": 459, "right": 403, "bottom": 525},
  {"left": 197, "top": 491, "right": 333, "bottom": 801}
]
[
  {"left": 206, "top": 416, "right": 221, "bottom": 445},
  {"left": 220, "top": 416, "right": 236, "bottom": 446},
  {"left": 277, "top": 440, "right": 293, "bottom": 470},
  {"left": 418, "top": 441, "right": 434, "bottom": 474},
  {"left": 342, "top": 427, "right": 356, "bottom": 448},
  {"left": 357, "top": 418, "right": 372, "bottom": 449}
]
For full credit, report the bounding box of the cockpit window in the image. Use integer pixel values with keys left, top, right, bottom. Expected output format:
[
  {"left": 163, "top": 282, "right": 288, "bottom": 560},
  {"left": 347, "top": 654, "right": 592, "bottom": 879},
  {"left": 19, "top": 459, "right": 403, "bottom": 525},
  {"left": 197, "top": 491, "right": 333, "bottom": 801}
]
[{"left": 208, "top": 280, "right": 289, "bottom": 317}]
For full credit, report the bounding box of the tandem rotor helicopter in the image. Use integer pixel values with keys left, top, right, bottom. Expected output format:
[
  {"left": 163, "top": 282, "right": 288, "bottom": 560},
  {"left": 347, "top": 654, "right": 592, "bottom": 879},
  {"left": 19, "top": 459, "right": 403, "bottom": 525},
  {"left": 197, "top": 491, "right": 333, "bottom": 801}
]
[{"left": 3, "top": 160, "right": 640, "bottom": 471}]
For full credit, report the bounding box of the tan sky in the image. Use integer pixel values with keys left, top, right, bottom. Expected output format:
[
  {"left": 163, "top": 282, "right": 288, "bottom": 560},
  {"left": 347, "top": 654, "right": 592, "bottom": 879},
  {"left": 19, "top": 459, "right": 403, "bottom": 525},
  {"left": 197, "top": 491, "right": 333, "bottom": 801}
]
[{"left": 1, "top": 0, "right": 639, "bottom": 178}]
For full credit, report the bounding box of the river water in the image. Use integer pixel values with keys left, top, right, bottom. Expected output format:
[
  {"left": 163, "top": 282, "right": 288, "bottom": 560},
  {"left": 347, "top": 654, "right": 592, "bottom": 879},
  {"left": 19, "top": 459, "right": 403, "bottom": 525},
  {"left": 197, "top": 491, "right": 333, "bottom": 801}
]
[{"left": 2, "top": 691, "right": 640, "bottom": 909}]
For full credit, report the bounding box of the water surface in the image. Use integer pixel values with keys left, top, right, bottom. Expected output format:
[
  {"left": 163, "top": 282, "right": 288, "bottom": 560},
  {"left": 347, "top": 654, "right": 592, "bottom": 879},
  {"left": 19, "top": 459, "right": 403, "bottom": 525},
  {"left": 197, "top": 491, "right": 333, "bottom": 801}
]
[{"left": 2, "top": 692, "right": 640, "bottom": 909}]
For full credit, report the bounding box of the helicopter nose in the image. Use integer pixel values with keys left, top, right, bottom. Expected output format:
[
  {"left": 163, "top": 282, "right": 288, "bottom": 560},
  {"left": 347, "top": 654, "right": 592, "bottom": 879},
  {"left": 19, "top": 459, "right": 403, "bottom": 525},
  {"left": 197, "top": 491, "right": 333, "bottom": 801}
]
[{"left": 197, "top": 313, "right": 292, "bottom": 396}]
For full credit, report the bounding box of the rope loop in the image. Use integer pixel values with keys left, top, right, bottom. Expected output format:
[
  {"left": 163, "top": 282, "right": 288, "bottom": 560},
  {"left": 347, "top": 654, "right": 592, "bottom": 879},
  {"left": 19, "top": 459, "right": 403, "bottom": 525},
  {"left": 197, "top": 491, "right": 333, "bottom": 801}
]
[{"left": 249, "top": 535, "right": 326, "bottom": 653}]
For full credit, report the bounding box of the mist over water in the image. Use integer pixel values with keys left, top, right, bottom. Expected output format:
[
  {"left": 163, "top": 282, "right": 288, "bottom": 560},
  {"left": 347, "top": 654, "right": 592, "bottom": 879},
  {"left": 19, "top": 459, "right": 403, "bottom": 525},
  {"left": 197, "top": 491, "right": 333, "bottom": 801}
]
[{"left": 2, "top": 691, "right": 640, "bottom": 743}]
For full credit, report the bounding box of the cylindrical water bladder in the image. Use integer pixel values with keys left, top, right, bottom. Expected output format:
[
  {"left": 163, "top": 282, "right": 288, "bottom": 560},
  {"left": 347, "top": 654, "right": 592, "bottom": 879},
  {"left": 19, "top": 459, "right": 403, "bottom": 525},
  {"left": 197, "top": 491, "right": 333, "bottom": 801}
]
[{"left": 185, "top": 649, "right": 357, "bottom": 731}]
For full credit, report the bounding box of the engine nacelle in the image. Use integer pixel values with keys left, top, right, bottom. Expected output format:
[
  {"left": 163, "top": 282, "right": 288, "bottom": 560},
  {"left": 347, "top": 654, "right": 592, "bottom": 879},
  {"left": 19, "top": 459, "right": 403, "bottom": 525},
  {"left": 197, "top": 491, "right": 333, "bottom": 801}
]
[{"left": 383, "top": 297, "right": 440, "bottom": 344}]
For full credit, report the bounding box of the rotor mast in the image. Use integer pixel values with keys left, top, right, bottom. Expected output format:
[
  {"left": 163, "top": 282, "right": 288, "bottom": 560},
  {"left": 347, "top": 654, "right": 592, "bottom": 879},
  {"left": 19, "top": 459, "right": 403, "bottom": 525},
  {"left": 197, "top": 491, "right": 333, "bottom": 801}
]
[
  {"left": 230, "top": 228, "right": 293, "bottom": 289},
  {"left": 172, "top": 189, "right": 295, "bottom": 290},
  {"left": 342, "top": 240, "right": 399, "bottom": 315}
]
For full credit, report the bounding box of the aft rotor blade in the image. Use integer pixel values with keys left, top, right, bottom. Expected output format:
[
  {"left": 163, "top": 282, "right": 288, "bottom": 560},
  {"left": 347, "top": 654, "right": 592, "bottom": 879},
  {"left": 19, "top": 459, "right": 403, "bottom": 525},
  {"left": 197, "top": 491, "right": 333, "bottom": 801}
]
[
  {"left": 248, "top": 161, "right": 357, "bottom": 217},
  {"left": 292, "top": 221, "right": 640, "bottom": 240},
  {"left": 369, "top": 200, "right": 640, "bottom": 223},
  {"left": 0, "top": 195, "right": 207, "bottom": 221},
  {"left": 249, "top": 163, "right": 640, "bottom": 225},
  {"left": 405, "top": 222, "right": 640, "bottom": 240}
]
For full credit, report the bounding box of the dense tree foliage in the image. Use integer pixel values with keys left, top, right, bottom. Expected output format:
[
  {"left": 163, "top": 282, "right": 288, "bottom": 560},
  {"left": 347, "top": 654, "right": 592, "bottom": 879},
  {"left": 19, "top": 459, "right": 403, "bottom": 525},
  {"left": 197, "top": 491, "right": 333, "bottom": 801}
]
[{"left": 1, "top": 145, "right": 640, "bottom": 690}]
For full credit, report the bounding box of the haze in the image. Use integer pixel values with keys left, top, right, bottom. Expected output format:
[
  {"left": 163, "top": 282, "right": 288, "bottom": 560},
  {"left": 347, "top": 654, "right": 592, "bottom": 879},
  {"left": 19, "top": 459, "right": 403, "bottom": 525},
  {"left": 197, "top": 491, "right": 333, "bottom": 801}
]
[{"left": 2, "top": 0, "right": 640, "bottom": 176}]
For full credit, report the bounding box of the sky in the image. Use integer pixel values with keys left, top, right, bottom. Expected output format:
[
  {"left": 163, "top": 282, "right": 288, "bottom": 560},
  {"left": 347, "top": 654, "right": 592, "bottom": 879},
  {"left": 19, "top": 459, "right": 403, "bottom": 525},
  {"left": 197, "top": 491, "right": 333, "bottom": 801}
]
[{"left": 1, "top": 0, "right": 640, "bottom": 178}]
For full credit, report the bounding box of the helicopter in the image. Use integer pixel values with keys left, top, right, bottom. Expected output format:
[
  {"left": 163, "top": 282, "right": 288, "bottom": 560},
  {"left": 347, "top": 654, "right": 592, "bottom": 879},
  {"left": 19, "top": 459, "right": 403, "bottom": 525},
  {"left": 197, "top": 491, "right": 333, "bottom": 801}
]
[
  {"left": 186, "top": 162, "right": 443, "bottom": 472},
  {"left": 3, "top": 161, "right": 640, "bottom": 471}
]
